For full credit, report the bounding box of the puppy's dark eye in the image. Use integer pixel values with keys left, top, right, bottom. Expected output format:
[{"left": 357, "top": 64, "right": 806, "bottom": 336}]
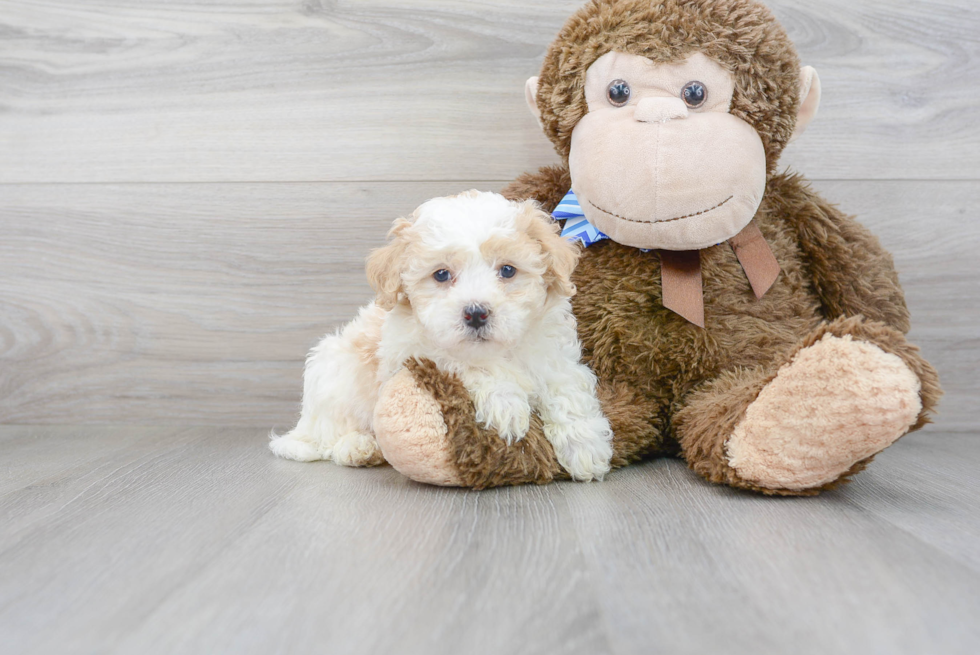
[
  {"left": 499, "top": 265, "right": 517, "bottom": 279},
  {"left": 681, "top": 81, "right": 707, "bottom": 108},
  {"left": 606, "top": 79, "right": 631, "bottom": 107},
  {"left": 433, "top": 269, "right": 451, "bottom": 283}
]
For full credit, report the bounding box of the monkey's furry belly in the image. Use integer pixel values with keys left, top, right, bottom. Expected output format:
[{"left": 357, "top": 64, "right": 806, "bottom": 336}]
[{"left": 570, "top": 219, "right": 824, "bottom": 412}]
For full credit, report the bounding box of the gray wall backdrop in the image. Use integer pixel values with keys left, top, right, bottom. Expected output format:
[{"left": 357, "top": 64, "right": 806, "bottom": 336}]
[{"left": 1, "top": 0, "right": 977, "bottom": 430}]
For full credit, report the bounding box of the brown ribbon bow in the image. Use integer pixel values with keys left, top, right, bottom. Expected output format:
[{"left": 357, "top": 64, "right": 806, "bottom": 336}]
[{"left": 659, "top": 221, "right": 780, "bottom": 328}]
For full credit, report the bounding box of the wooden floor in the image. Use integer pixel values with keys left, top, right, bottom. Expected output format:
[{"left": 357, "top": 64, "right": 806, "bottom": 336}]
[
  {"left": 2, "top": 1, "right": 979, "bottom": 653},
  {"left": 1, "top": 426, "right": 978, "bottom": 655}
]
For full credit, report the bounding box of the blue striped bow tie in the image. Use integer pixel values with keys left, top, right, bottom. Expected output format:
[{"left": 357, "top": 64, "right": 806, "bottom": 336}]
[{"left": 554, "top": 189, "right": 609, "bottom": 247}]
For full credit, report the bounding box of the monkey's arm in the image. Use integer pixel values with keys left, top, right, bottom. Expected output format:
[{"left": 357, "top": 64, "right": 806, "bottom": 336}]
[
  {"left": 771, "top": 174, "right": 911, "bottom": 334},
  {"left": 500, "top": 165, "right": 572, "bottom": 212}
]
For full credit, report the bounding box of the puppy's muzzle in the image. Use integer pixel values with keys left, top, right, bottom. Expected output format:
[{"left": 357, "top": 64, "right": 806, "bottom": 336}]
[{"left": 463, "top": 305, "right": 490, "bottom": 330}]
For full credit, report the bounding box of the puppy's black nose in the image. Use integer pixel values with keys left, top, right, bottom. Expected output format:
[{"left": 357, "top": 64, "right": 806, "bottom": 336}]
[{"left": 463, "top": 305, "right": 490, "bottom": 330}]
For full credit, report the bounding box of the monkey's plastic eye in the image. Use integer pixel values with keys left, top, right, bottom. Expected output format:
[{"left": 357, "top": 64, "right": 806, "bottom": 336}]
[
  {"left": 499, "top": 265, "right": 517, "bottom": 279},
  {"left": 606, "top": 80, "right": 631, "bottom": 107},
  {"left": 433, "top": 269, "right": 451, "bottom": 283},
  {"left": 681, "top": 81, "right": 707, "bottom": 108}
]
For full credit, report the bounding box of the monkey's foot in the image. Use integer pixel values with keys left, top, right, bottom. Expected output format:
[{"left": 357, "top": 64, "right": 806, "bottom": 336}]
[{"left": 725, "top": 334, "right": 922, "bottom": 491}]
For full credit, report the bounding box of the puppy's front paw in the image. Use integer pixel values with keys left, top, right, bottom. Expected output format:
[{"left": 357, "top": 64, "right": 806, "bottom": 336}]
[
  {"left": 331, "top": 431, "right": 385, "bottom": 467},
  {"left": 474, "top": 388, "right": 531, "bottom": 445},
  {"left": 546, "top": 418, "right": 613, "bottom": 482}
]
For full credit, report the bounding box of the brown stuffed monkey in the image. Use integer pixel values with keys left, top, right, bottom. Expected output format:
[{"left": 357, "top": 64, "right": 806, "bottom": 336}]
[{"left": 372, "top": 0, "right": 942, "bottom": 495}]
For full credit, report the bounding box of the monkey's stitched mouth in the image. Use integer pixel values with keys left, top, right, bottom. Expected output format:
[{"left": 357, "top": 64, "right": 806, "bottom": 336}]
[{"left": 588, "top": 195, "right": 734, "bottom": 225}]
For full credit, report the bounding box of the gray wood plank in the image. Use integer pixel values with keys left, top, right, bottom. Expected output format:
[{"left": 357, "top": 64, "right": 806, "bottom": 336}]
[
  {"left": 846, "top": 434, "right": 980, "bottom": 574},
  {"left": 558, "top": 433, "right": 980, "bottom": 655},
  {"left": 1, "top": 426, "right": 978, "bottom": 654},
  {"left": 1, "top": 180, "right": 975, "bottom": 429},
  {"left": 0, "top": 0, "right": 977, "bottom": 183},
  {"left": 0, "top": 426, "right": 610, "bottom": 655},
  {"left": 0, "top": 425, "right": 183, "bottom": 496}
]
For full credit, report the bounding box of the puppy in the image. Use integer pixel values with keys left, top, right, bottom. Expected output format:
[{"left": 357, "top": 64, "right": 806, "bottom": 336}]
[{"left": 269, "top": 190, "right": 613, "bottom": 481}]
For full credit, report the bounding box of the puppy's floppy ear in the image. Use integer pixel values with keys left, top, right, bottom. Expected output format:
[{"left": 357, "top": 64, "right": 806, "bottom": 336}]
[
  {"left": 520, "top": 201, "right": 580, "bottom": 298},
  {"left": 366, "top": 217, "right": 413, "bottom": 310}
]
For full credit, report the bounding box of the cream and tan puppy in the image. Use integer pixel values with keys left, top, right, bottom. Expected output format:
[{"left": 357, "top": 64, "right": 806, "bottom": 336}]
[{"left": 270, "top": 191, "right": 613, "bottom": 481}]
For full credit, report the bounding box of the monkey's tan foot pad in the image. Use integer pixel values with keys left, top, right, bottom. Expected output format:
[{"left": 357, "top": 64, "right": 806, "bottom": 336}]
[
  {"left": 374, "top": 368, "right": 463, "bottom": 486},
  {"left": 725, "top": 334, "right": 922, "bottom": 491}
]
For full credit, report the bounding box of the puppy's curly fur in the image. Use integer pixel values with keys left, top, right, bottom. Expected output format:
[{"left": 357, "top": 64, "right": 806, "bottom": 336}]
[{"left": 270, "top": 191, "right": 614, "bottom": 482}]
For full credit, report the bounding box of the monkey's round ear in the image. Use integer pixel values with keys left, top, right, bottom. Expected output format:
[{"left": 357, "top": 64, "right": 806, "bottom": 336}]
[
  {"left": 790, "top": 66, "right": 821, "bottom": 143},
  {"left": 525, "top": 76, "right": 542, "bottom": 127}
]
